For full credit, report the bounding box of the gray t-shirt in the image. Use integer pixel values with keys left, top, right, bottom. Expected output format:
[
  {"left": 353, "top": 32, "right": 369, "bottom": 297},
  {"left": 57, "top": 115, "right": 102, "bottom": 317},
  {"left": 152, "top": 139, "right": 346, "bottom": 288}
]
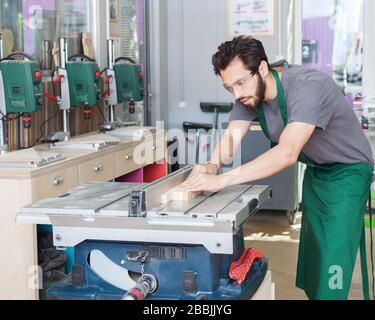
[{"left": 229, "top": 65, "right": 374, "bottom": 166}]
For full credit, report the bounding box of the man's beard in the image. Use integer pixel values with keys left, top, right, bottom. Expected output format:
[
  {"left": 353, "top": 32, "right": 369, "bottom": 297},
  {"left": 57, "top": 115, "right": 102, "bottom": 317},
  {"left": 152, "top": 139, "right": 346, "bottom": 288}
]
[{"left": 237, "top": 74, "right": 266, "bottom": 110}]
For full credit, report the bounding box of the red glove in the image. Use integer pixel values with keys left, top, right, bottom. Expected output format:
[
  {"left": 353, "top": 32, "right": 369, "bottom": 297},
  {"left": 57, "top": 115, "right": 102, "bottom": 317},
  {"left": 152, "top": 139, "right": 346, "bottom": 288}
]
[{"left": 229, "top": 248, "right": 264, "bottom": 285}]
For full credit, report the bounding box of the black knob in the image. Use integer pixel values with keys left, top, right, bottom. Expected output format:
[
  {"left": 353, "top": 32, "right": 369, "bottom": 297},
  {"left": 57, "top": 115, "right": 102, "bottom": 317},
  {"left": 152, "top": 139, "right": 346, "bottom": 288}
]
[{"left": 37, "top": 96, "right": 44, "bottom": 106}]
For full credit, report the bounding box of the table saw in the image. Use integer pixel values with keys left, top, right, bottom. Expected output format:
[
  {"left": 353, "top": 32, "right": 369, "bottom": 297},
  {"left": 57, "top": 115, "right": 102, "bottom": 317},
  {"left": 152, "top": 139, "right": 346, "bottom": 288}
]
[{"left": 17, "top": 165, "right": 272, "bottom": 300}]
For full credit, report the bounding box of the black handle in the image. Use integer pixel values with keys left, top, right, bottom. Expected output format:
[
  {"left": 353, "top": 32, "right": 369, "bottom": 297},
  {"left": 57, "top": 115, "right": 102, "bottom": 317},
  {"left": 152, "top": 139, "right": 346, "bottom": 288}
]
[
  {"left": 68, "top": 54, "right": 96, "bottom": 62},
  {"left": 1, "top": 51, "right": 37, "bottom": 62},
  {"left": 247, "top": 198, "right": 259, "bottom": 213},
  {"left": 115, "top": 57, "right": 137, "bottom": 64}
]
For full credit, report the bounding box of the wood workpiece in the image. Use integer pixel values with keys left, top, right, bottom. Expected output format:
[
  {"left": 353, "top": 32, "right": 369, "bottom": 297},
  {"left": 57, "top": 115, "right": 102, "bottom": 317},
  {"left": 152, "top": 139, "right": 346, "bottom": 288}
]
[{"left": 162, "top": 186, "right": 202, "bottom": 203}]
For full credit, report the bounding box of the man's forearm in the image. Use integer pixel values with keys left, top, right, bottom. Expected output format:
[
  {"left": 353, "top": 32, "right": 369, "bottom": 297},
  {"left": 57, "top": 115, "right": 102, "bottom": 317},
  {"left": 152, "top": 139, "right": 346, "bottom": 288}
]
[
  {"left": 210, "top": 131, "right": 241, "bottom": 168},
  {"left": 222, "top": 144, "right": 297, "bottom": 186},
  {"left": 210, "top": 139, "right": 232, "bottom": 168}
]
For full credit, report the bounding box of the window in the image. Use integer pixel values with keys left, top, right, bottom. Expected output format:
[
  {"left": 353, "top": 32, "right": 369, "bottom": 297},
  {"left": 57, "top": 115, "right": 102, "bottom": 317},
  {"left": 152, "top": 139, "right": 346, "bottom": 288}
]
[
  {"left": 302, "top": 0, "right": 364, "bottom": 105},
  {"left": 109, "top": 0, "right": 147, "bottom": 125},
  {"left": 109, "top": 0, "right": 145, "bottom": 64},
  {"left": 0, "top": 0, "right": 91, "bottom": 69}
]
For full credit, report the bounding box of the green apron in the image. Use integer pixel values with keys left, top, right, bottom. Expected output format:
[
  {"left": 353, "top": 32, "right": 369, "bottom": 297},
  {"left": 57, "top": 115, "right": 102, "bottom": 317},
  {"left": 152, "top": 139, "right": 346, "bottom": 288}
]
[{"left": 258, "top": 69, "right": 374, "bottom": 300}]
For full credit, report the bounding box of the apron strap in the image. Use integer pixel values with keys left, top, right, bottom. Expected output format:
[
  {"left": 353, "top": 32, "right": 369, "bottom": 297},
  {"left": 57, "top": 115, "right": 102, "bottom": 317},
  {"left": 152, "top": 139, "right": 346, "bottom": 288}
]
[
  {"left": 360, "top": 217, "right": 370, "bottom": 300},
  {"left": 273, "top": 70, "right": 288, "bottom": 127},
  {"left": 258, "top": 103, "right": 271, "bottom": 141},
  {"left": 258, "top": 69, "right": 288, "bottom": 143},
  {"left": 258, "top": 69, "right": 314, "bottom": 167},
  {"left": 359, "top": 189, "right": 375, "bottom": 300},
  {"left": 368, "top": 190, "right": 375, "bottom": 299}
]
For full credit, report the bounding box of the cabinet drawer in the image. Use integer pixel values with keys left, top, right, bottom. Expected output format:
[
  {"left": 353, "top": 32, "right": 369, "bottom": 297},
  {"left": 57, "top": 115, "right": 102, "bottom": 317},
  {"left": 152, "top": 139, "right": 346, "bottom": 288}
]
[
  {"left": 79, "top": 154, "right": 114, "bottom": 184},
  {"left": 154, "top": 132, "right": 167, "bottom": 163},
  {"left": 143, "top": 132, "right": 166, "bottom": 165},
  {"left": 33, "top": 166, "right": 79, "bottom": 200},
  {"left": 114, "top": 147, "right": 142, "bottom": 177}
]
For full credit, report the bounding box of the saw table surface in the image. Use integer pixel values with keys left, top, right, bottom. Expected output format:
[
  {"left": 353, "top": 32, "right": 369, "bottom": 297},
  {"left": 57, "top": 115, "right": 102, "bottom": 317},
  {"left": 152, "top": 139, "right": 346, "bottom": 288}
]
[{"left": 18, "top": 166, "right": 272, "bottom": 254}]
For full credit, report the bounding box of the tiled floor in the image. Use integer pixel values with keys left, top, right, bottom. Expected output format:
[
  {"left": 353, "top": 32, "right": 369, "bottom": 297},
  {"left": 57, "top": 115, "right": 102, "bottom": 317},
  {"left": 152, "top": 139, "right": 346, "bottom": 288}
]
[{"left": 244, "top": 210, "right": 374, "bottom": 300}]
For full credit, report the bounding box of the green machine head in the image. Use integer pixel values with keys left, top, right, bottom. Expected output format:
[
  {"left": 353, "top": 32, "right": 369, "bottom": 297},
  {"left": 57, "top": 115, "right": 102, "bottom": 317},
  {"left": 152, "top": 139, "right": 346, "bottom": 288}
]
[
  {"left": 66, "top": 61, "right": 102, "bottom": 108},
  {"left": 113, "top": 59, "right": 144, "bottom": 103},
  {"left": 0, "top": 60, "right": 44, "bottom": 113}
]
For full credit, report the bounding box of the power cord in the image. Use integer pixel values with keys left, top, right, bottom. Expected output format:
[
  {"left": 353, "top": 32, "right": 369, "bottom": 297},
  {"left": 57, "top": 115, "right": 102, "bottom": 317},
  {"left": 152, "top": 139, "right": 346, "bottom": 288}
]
[
  {"left": 26, "top": 70, "right": 60, "bottom": 148},
  {"left": 96, "top": 104, "right": 107, "bottom": 122},
  {"left": 0, "top": 111, "right": 24, "bottom": 122}
]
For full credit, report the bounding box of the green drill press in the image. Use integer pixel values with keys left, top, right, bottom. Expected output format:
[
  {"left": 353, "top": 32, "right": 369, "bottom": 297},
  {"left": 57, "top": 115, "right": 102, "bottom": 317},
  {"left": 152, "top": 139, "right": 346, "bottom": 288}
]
[
  {"left": 101, "top": 39, "right": 144, "bottom": 131},
  {"left": 47, "top": 38, "right": 102, "bottom": 143},
  {"left": 0, "top": 60, "right": 44, "bottom": 113},
  {"left": 0, "top": 37, "right": 44, "bottom": 154},
  {"left": 65, "top": 61, "right": 102, "bottom": 109},
  {"left": 48, "top": 38, "right": 119, "bottom": 151}
]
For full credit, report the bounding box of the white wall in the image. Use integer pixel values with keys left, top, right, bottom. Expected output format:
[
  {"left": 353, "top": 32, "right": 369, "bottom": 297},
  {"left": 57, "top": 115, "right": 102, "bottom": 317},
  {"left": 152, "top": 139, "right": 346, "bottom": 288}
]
[
  {"left": 148, "top": 0, "right": 169, "bottom": 126},
  {"left": 150, "top": 0, "right": 291, "bottom": 130},
  {"left": 302, "top": 0, "right": 335, "bottom": 18}
]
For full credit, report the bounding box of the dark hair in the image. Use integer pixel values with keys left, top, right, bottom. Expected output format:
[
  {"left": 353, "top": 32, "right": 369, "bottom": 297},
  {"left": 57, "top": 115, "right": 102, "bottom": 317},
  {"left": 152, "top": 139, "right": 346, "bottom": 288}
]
[{"left": 212, "top": 36, "right": 270, "bottom": 75}]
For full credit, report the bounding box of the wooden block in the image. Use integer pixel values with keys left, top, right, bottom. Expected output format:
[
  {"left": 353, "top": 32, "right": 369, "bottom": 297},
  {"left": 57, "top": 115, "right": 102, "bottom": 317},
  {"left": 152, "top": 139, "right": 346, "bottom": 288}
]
[
  {"left": 82, "top": 33, "right": 95, "bottom": 60},
  {"left": 172, "top": 187, "right": 201, "bottom": 201},
  {"left": 161, "top": 187, "right": 202, "bottom": 204},
  {"left": 83, "top": 45, "right": 95, "bottom": 59},
  {"left": 0, "top": 28, "right": 15, "bottom": 57},
  {"left": 82, "top": 32, "right": 92, "bottom": 42},
  {"left": 52, "top": 42, "right": 60, "bottom": 67}
]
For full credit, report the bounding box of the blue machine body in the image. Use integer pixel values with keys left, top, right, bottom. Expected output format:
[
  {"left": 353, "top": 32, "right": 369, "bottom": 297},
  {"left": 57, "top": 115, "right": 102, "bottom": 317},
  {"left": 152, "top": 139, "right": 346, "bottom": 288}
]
[{"left": 47, "top": 228, "right": 268, "bottom": 300}]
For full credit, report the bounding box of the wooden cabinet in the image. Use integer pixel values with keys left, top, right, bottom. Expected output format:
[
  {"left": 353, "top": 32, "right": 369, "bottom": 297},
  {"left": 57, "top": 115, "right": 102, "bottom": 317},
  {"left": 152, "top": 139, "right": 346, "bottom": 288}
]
[
  {"left": 137, "top": 132, "right": 167, "bottom": 166},
  {"left": 114, "top": 147, "right": 142, "bottom": 177},
  {"left": 32, "top": 166, "right": 79, "bottom": 199},
  {"left": 78, "top": 154, "right": 115, "bottom": 185},
  {"left": 154, "top": 131, "right": 167, "bottom": 163}
]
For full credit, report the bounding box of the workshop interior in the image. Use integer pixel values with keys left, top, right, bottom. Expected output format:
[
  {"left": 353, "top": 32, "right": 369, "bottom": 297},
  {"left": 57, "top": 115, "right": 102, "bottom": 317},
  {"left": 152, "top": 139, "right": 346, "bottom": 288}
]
[{"left": 0, "top": 0, "right": 374, "bottom": 301}]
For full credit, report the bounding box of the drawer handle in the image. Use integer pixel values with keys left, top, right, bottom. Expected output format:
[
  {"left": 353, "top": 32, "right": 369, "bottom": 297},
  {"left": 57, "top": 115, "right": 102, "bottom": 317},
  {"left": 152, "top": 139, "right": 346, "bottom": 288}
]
[
  {"left": 53, "top": 176, "right": 64, "bottom": 186},
  {"left": 94, "top": 165, "right": 104, "bottom": 172},
  {"left": 125, "top": 154, "right": 133, "bottom": 160},
  {"left": 152, "top": 145, "right": 158, "bottom": 151}
]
